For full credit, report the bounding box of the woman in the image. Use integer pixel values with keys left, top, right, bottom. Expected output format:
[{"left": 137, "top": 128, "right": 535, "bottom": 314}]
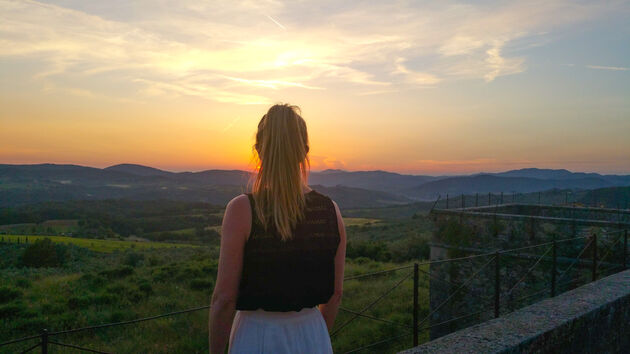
[{"left": 209, "top": 104, "right": 347, "bottom": 353}]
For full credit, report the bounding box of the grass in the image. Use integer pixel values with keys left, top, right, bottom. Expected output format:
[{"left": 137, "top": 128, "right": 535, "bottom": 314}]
[
  {"left": 0, "top": 242, "right": 430, "bottom": 354},
  {"left": 206, "top": 217, "right": 382, "bottom": 231},
  {"left": 0, "top": 216, "right": 437, "bottom": 353},
  {"left": 0, "top": 235, "right": 196, "bottom": 253},
  {"left": 342, "top": 217, "right": 382, "bottom": 227}
]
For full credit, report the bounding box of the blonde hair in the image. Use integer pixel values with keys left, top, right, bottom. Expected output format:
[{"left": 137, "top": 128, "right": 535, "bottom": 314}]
[{"left": 249, "top": 103, "right": 310, "bottom": 241}]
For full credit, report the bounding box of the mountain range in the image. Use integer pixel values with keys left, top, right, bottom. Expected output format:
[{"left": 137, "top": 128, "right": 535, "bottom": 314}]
[{"left": 1, "top": 164, "right": 629, "bottom": 209}]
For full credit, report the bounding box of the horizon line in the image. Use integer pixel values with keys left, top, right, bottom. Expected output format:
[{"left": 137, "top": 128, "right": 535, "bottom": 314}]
[{"left": 2, "top": 161, "right": 630, "bottom": 177}]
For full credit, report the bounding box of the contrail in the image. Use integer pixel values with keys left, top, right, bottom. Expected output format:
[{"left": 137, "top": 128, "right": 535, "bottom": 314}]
[
  {"left": 265, "top": 14, "right": 286, "bottom": 30},
  {"left": 222, "top": 116, "right": 242, "bottom": 133}
]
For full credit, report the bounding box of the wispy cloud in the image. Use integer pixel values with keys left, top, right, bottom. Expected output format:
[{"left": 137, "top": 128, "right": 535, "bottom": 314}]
[
  {"left": 309, "top": 155, "right": 347, "bottom": 170},
  {"left": 222, "top": 76, "right": 324, "bottom": 90},
  {"left": 392, "top": 58, "right": 441, "bottom": 86},
  {"left": 0, "top": 0, "right": 620, "bottom": 103},
  {"left": 586, "top": 65, "right": 629, "bottom": 71}
]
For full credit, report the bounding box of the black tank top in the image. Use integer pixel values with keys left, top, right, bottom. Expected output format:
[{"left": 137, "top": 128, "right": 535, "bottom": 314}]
[{"left": 235, "top": 189, "right": 340, "bottom": 312}]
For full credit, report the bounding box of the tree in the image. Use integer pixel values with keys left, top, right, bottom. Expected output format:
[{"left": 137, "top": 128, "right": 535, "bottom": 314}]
[{"left": 21, "top": 238, "right": 61, "bottom": 268}]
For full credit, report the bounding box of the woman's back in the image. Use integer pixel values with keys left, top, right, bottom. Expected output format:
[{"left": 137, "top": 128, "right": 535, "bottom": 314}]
[
  {"left": 209, "top": 104, "right": 346, "bottom": 354},
  {"left": 237, "top": 189, "right": 340, "bottom": 312}
]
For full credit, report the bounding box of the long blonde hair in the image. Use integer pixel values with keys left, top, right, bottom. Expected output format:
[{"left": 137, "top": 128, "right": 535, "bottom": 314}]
[{"left": 249, "top": 103, "right": 310, "bottom": 241}]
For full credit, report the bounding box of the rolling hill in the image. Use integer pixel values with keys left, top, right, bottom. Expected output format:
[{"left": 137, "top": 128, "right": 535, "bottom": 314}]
[{"left": 1, "top": 164, "right": 629, "bottom": 208}]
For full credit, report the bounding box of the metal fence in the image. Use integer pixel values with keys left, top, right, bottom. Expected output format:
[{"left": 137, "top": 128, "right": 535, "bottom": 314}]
[
  {"left": 434, "top": 190, "right": 630, "bottom": 212},
  {"left": 1, "top": 229, "right": 628, "bottom": 354}
]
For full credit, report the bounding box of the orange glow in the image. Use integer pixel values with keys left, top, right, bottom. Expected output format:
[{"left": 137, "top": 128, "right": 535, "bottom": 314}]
[{"left": 1, "top": 1, "right": 629, "bottom": 174}]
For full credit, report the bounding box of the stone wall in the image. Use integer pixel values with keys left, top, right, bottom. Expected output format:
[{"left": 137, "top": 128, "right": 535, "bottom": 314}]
[{"left": 401, "top": 269, "right": 630, "bottom": 353}]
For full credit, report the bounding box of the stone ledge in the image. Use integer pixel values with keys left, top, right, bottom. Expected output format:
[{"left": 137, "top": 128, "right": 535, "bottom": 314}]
[{"left": 400, "top": 269, "right": 630, "bottom": 353}]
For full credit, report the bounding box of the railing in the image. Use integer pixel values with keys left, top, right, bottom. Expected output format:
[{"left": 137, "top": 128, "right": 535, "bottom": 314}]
[
  {"left": 434, "top": 191, "right": 630, "bottom": 212},
  {"left": 1, "top": 229, "right": 628, "bottom": 354}
]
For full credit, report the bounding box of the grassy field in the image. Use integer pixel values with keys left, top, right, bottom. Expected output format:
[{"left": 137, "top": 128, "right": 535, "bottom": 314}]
[
  {"left": 342, "top": 217, "right": 382, "bottom": 227},
  {"left": 0, "top": 211, "right": 434, "bottom": 353},
  {"left": 200, "top": 217, "right": 383, "bottom": 233},
  {"left": 0, "top": 235, "right": 196, "bottom": 253},
  {"left": 0, "top": 255, "right": 428, "bottom": 354}
]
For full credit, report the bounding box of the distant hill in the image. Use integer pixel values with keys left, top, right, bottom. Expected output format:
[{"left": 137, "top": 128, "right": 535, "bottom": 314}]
[
  {"left": 0, "top": 164, "right": 411, "bottom": 209},
  {"left": 491, "top": 168, "right": 630, "bottom": 185},
  {"left": 1, "top": 163, "right": 629, "bottom": 208},
  {"left": 308, "top": 184, "right": 413, "bottom": 209},
  {"left": 405, "top": 174, "right": 617, "bottom": 199},
  {"left": 578, "top": 186, "right": 630, "bottom": 209},
  {"left": 175, "top": 170, "right": 252, "bottom": 186},
  {"left": 105, "top": 163, "right": 172, "bottom": 177},
  {"left": 309, "top": 169, "right": 438, "bottom": 194}
]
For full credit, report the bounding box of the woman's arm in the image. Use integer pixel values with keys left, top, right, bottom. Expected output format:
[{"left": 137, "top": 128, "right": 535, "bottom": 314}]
[
  {"left": 209, "top": 194, "right": 250, "bottom": 354},
  {"left": 319, "top": 200, "right": 346, "bottom": 331}
]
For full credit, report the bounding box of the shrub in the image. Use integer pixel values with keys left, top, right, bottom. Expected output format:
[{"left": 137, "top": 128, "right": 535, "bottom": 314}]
[
  {"left": 124, "top": 251, "right": 145, "bottom": 267},
  {"left": 176, "top": 265, "right": 204, "bottom": 281},
  {"left": 390, "top": 236, "right": 430, "bottom": 262},
  {"left": 126, "top": 289, "right": 145, "bottom": 302},
  {"left": 105, "top": 284, "right": 129, "bottom": 295},
  {"left": 20, "top": 238, "right": 61, "bottom": 267},
  {"left": 67, "top": 296, "right": 92, "bottom": 310},
  {"left": 346, "top": 240, "right": 391, "bottom": 262},
  {"left": 352, "top": 257, "right": 372, "bottom": 265},
  {"left": 80, "top": 273, "right": 107, "bottom": 288},
  {"left": 138, "top": 280, "right": 153, "bottom": 295},
  {"left": 17, "top": 317, "right": 48, "bottom": 332},
  {"left": 99, "top": 265, "right": 134, "bottom": 279},
  {"left": 41, "top": 302, "right": 65, "bottom": 315},
  {"left": 152, "top": 265, "right": 178, "bottom": 282},
  {"left": 0, "top": 303, "right": 25, "bottom": 318},
  {"left": 201, "top": 263, "right": 217, "bottom": 273},
  {"left": 108, "top": 310, "right": 132, "bottom": 323},
  {"left": 189, "top": 278, "right": 214, "bottom": 291},
  {"left": 14, "top": 277, "right": 31, "bottom": 289},
  {"left": 0, "top": 286, "right": 22, "bottom": 304},
  {"left": 92, "top": 293, "right": 117, "bottom": 305}
]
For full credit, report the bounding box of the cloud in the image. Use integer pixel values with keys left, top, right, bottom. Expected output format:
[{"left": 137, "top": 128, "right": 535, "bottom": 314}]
[
  {"left": 392, "top": 58, "right": 442, "bottom": 86},
  {"left": 309, "top": 155, "right": 347, "bottom": 171},
  {"left": 586, "top": 65, "right": 629, "bottom": 71},
  {"left": 0, "top": 0, "right": 619, "bottom": 103},
  {"left": 483, "top": 44, "right": 526, "bottom": 82}
]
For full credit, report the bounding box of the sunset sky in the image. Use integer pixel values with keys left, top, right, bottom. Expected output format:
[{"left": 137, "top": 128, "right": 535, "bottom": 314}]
[{"left": 1, "top": 0, "right": 629, "bottom": 175}]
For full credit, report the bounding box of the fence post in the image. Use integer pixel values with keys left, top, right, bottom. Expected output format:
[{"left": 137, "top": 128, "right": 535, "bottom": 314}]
[
  {"left": 475, "top": 193, "right": 479, "bottom": 207},
  {"left": 488, "top": 192, "right": 491, "bottom": 206},
  {"left": 551, "top": 241, "right": 557, "bottom": 297},
  {"left": 494, "top": 252, "right": 500, "bottom": 318},
  {"left": 500, "top": 192, "right": 503, "bottom": 204},
  {"left": 41, "top": 329, "right": 48, "bottom": 354},
  {"left": 413, "top": 263, "right": 419, "bottom": 347},
  {"left": 624, "top": 229, "right": 628, "bottom": 270},
  {"left": 446, "top": 194, "right": 449, "bottom": 209},
  {"left": 461, "top": 194, "right": 465, "bottom": 209},
  {"left": 592, "top": 233, "right": 598, "bottom": 282}
]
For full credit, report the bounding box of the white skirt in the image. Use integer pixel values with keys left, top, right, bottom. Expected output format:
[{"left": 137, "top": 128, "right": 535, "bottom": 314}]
[{"left": 228, "top": 307, "right": 334, "bottom": 354}]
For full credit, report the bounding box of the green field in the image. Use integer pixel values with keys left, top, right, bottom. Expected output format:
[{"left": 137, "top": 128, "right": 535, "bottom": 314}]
[
  {"left": 0, "top": 199, "right": 436, "bottom": 353},
  {"left": 0, "top": 245, "right": 427, "bottom": 353},
  {"left": 1, "top": 235, "right": 196, "bottom": 253},
  {"left": 342, "top": 217, "right": 382, "bottom": 227}
]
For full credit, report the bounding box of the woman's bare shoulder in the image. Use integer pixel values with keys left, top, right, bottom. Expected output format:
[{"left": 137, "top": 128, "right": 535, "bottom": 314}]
[{"left": 224, "top": 194, "right": 251, "bottom": 217}]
